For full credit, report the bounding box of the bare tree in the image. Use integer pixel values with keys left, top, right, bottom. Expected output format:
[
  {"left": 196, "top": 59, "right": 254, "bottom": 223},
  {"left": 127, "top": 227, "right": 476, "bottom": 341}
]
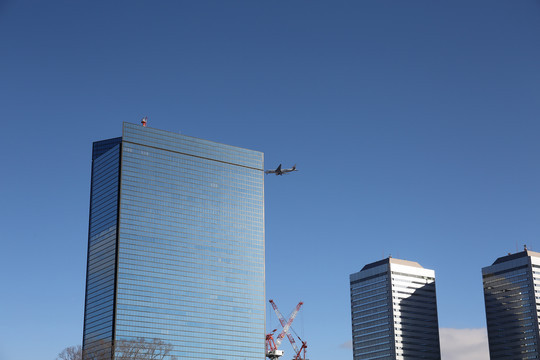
[
  {"left": 82, "top": 339, "right": 111, "bottom": 360},
  {"left": 57, "top": 345, "right": 82, "bottom": 360},
  {"left": 81, "top": 337, "right": 176, "bottom": 360},
  {"left": 115, "top": 338, "right": 176, "bottom": 360}
]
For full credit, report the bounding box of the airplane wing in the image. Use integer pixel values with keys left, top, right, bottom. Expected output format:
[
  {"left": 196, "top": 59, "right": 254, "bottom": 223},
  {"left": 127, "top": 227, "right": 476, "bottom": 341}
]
[{"left": 265, "top": 164, "right": 284, "bottom": 175}]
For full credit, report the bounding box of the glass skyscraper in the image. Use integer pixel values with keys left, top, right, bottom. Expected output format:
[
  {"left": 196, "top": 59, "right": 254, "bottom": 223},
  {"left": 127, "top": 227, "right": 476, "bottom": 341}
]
[
  {"left": 482, "top": 249, "right": 540, "bottom": 359},
  {"left": 350, "top": 257, "right": 441, "bottom": 360},
  {"left": 83, "top": 123, "right": 265, "bottom": 360}
]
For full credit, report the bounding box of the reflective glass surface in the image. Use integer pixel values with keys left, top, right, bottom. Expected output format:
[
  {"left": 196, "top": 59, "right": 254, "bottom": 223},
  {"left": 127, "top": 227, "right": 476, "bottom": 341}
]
[
  {"left": 115, "top": 123, "right": 265, "bottom": 359},
  {"left": 83, "top": 139, "right": 121, "bottom": 357},
  {"left": 350, "top": 273, "right": 394, "bottom": 360},
  {"left": 483, "top": 257, "right": 540, "bottom": 360}
]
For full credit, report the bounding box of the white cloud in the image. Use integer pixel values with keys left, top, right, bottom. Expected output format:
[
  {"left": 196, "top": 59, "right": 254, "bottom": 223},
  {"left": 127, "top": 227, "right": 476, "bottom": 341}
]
[{"left": 440, "top": 328, "right": 489, "bottom": 360}]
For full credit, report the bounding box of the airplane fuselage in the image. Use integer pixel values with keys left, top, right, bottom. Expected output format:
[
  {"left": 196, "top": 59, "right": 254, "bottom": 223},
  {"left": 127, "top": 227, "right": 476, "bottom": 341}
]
[{"left": 265, "top": 164, "right": 297, "bottom": 175}]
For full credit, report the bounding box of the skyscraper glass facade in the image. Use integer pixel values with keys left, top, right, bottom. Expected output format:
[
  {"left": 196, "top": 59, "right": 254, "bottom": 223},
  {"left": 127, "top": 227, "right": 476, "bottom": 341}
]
[
  {"left": 350, "top": 258, "right": 441, "bottom": 360},
  {"left": 83, "top": 123, "right": 265, "bottom": 360},
  {"left": 83, "top": 137, "right": 122, "bottom": 358},
  {"left": 482, "top": 250, "right": 540, "bottom": 359}
]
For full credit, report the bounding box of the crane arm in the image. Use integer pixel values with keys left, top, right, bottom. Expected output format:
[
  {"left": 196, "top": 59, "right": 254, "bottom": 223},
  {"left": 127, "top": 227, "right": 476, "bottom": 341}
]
[
  {"left": 269, "top": 299, "right": 287, "bottom": 328},
  {"left": 269, "top": 300, "right": 303, "bottom": 349}
]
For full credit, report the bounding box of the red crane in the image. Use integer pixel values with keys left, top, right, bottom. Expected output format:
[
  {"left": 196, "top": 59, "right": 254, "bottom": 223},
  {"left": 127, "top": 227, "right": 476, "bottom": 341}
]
[
  {"left": 291, "top": 335, "right": 307, "bottom": 360},
  {"left": 266, "top": 300, "right": 303, "bottom": 360},
  {"left": 267, "top": 300, "right": 308, "bottom": 360}
]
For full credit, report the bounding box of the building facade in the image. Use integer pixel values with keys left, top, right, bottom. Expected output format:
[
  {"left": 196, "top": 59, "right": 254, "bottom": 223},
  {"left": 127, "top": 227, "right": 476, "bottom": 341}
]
[
  {"left": 482, "top": 249, "right": 540, "bottom": 359},
  {"left": 83, "top": 123, "right": 265, "bottom": 360},
  {"left": 350, "top": 257, "right": 441, "bottom": 360}
]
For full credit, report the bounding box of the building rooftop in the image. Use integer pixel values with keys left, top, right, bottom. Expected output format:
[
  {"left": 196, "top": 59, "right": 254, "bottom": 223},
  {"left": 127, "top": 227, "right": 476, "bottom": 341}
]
[
  {"left": 361, "top": 257, "right": 424, "bottom": 271},
  {"left": 492, "top": 249, "right": 540, "bottom": 265}
]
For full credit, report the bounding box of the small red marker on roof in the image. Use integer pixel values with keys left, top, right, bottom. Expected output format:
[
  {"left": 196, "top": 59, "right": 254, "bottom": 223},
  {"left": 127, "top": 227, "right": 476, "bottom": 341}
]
[{"left": 141, "top": 116, "right": 147, "bottom": 127}]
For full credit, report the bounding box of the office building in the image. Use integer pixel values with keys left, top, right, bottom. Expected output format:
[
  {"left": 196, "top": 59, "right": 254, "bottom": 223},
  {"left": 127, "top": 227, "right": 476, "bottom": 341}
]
[
  {"left": 350, "top": 257, "right": 441, "bottom": 360},
  {"left": 482, "top": 249, "right": 540, "bottom": 359},
  {"left": 82, "top": 122, "right": 265, "bottom": 359}
]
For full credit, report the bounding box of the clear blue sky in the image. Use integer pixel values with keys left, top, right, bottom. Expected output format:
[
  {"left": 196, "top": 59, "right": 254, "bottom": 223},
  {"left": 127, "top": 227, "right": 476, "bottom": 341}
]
[{"left": 1, "top": 1, "right": 540, "bottom": 359}]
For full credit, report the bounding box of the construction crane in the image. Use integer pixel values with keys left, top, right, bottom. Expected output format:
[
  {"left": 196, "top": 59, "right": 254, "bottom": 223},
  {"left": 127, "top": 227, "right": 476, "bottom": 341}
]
[
  {"left": 269, "top": 300, "right": 308, "bottom": 360},
  {"left": 266, "top": 300, "right": 303, "bottom": 360},
  {"left": 290, "top": 331, "right": 308, "bottom": 360},
  {"left": 265, "top": 330, "right": 284, "bottom": 360}
]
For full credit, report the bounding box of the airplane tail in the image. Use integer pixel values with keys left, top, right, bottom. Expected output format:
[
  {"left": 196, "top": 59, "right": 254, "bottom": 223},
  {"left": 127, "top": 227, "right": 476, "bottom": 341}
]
[{"left": 292, "top": 164, "right": 297, "bottom": 170}]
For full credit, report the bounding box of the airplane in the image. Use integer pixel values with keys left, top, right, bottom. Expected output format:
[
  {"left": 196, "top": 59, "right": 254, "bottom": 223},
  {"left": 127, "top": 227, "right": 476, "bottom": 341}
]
[{"left": 265, "top": 164, "right": 298, "bottom": 175}]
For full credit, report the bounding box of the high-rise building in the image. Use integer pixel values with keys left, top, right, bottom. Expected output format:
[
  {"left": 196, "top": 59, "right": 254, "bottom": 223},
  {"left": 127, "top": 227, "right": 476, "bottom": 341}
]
[
  {"left": 482, "top": 249, "right": 540, "bottom": 359},
  {"left": 82, "top": 122, "right": 265, "bottom": 360},
  {"left": 349, "top": 257, "right": 441, "bottom": 360}
]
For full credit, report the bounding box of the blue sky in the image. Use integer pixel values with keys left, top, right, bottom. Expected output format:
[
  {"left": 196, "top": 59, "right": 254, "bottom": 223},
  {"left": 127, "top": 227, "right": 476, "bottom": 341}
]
[{"left": 1, "top": 1, "right": 540, "bottom": 359}]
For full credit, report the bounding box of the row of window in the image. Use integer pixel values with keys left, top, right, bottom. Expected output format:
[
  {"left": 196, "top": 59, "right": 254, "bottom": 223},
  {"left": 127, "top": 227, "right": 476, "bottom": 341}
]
[{"left": 124, "top": 125, "right": 262, "bottom": 169}]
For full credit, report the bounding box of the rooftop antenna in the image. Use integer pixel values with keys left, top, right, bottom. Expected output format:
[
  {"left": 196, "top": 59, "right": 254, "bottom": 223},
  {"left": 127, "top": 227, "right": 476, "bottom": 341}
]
[
  {"left": 524, "top": 244, "right": 528, "bottom": 251},
  {"left": 141, "top": 116, "right": 148, "bottom": 127}
]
